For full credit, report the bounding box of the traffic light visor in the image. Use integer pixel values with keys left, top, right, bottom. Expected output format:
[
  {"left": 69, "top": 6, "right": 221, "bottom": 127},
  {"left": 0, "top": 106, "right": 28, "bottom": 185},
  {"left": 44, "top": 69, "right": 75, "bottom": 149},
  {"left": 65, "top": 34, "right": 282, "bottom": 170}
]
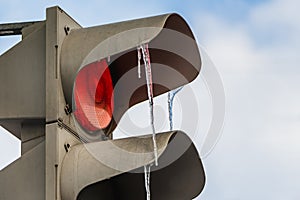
[{"left": 61, "top": 13, "right": 201, "bottom": 137}]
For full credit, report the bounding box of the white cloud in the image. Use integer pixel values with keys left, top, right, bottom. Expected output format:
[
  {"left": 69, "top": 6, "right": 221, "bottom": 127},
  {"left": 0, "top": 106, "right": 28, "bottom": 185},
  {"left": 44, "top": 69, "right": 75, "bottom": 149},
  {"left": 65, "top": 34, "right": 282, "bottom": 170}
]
[
  {"left": 193, "top": 14, "right": 267, "bottom": 76},
  {"left": 192, "top": 0, "right": 300, "bottom": 199},
  {"left": 250, "top": 0, "right": 300, "bottom": 31}
]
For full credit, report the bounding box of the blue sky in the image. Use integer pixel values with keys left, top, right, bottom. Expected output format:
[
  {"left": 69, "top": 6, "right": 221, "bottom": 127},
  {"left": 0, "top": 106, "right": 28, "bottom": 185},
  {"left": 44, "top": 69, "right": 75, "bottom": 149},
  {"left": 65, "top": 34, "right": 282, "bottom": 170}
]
[{"left": 1, "top": 0, "right": 300, "bottom": 199}]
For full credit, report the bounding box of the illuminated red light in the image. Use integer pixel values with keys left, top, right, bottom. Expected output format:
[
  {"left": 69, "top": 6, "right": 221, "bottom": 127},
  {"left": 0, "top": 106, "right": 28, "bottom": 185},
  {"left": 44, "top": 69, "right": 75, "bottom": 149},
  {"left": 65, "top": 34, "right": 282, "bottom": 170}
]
[{"left": 73, "top": 59, "right": 114, "bottom": 132}]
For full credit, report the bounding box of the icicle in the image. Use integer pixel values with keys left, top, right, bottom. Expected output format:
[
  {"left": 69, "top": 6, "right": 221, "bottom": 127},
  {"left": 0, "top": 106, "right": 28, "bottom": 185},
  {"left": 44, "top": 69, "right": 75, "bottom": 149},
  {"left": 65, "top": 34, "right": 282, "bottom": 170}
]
[
  {"left": 168, "top": 87, "right": 183, "bottom": 131},
  {"left": 168, "top": 92, "right": 173, "bottom": 131},
  {"left": 137, "top": 47, "right": 142, "bottom": 79},
  {"left": 140, "top": 43, "right": 158, "bottom": 166},
  {"left": 140, "top": 43, "right": 158, "bottom": 200},
  {"left": 144, "top": 165, "right": 151, "bottom": 200}
]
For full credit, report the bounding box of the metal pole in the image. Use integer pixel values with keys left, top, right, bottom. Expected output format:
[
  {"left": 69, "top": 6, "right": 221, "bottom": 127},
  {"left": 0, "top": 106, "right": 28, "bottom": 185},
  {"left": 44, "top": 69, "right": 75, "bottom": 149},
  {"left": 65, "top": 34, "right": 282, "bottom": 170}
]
[{"left": 0, "top": 21, "right": 41, "bottom": 36}]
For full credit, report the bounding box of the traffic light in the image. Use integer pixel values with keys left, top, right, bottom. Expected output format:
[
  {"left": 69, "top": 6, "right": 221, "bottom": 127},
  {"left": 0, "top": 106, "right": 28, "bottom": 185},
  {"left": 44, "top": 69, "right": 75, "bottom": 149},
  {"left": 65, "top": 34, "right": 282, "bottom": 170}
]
[{"left": 0, "top": 6, "right": 205, "bottom": 200}]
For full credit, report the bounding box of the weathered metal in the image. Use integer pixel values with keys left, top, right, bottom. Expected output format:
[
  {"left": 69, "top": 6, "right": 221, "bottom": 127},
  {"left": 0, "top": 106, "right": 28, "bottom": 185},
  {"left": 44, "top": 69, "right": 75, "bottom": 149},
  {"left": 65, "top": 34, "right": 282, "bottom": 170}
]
[
  {"left": 61, "top": 131, "right": 205, "bottom": 200},
  {"left": 0, "top": 6, "right": 205, "bottom": 200},
  {"left": 60, "top": 13, "right": 201, "bottom": 137},
  {"left": 0, "top": 21, "right": 42, "bottom": 36}
]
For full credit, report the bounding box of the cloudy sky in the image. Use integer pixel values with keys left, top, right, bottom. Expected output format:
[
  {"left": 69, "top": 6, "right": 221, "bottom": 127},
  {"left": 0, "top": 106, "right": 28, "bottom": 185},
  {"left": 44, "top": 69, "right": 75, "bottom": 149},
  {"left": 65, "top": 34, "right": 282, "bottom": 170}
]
[{"left": 1, "top": 0, "right": 300, "bottom": 199}]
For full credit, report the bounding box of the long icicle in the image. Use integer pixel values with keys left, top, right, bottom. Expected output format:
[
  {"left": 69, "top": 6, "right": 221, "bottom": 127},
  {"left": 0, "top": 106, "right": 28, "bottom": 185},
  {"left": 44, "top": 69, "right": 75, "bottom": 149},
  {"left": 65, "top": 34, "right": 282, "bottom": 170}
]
[
  {"left": 140, "top": 43, "right": 158, "bottom": 166},
  {"left": 144, "top": 165, "right": 151, "bottom": 200},
  {"left": 140, "top": 43, "right": 158, "bottom": 200},
  {"left": 168, "top": 87, "right": 183, "bottom": 131}
]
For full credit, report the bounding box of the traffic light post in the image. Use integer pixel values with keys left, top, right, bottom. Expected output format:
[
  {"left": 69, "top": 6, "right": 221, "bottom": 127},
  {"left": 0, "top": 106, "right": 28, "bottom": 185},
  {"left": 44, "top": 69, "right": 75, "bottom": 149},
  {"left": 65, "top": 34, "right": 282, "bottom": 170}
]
[
  {"left": 0, "top": 6, "right": 205, "bottom": 200},
  {"left": 45, "top": 7, "right": 82, "bottom": 200}
]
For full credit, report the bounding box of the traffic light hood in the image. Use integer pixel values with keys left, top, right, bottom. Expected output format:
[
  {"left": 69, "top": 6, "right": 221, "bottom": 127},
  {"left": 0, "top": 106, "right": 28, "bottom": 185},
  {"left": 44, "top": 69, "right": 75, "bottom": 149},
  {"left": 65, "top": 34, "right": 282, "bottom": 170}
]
[
  {"left": 60, "top": 13, "right": 201, "bottom": 134},
  {"left": 61, "top": 131, "right": 205, "bottom": 200}
]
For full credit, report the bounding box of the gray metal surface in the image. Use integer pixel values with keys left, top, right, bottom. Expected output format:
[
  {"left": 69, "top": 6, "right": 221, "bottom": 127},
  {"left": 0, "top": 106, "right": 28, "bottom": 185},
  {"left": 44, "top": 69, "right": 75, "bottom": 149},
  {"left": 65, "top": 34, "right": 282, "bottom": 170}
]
[
  {"left": 61, "top": 131, "right": 205, "bottom": 200},
  {"left": 0, "top": 141, "right": 45, "bottom": 200},
  {"left": 0, "top": 21, "right": 46, "bottom": 120},
  {"left": 44, "top": 7, "right": 82, "bottom": 200},
  {"left": 78, "top": 143, "right": 204, "bottom": 200},
  {"left": 0, "top": 21, "right": 42, "bottom": 36},
  {"left": 20, "top": 120, "right": 45, "bottom": 154}
]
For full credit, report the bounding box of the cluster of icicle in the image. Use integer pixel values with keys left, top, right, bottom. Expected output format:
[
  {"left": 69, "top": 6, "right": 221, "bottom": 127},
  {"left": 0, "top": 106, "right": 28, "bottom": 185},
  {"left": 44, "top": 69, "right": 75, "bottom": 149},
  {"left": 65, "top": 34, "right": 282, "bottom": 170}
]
[{"left": 137, "top": 44, "right": 183, "bottom": 200}]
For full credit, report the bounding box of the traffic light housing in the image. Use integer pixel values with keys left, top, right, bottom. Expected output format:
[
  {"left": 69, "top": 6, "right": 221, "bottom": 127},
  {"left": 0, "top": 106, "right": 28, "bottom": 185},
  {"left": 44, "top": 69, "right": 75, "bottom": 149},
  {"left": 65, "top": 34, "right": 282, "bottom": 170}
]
[
  {"left": 0, "top": 6, "right": 205, "bottom": 200},
  {"left": 60, "top": 12, "right": 201, "bottom": 139}
]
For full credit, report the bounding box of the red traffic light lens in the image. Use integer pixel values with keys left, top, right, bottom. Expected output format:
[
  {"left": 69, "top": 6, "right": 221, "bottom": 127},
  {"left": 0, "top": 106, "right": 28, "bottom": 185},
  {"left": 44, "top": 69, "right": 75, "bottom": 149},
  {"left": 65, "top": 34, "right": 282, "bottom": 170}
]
[{"left": 73, "top": 59, "right": 114, "bottom": 132}]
